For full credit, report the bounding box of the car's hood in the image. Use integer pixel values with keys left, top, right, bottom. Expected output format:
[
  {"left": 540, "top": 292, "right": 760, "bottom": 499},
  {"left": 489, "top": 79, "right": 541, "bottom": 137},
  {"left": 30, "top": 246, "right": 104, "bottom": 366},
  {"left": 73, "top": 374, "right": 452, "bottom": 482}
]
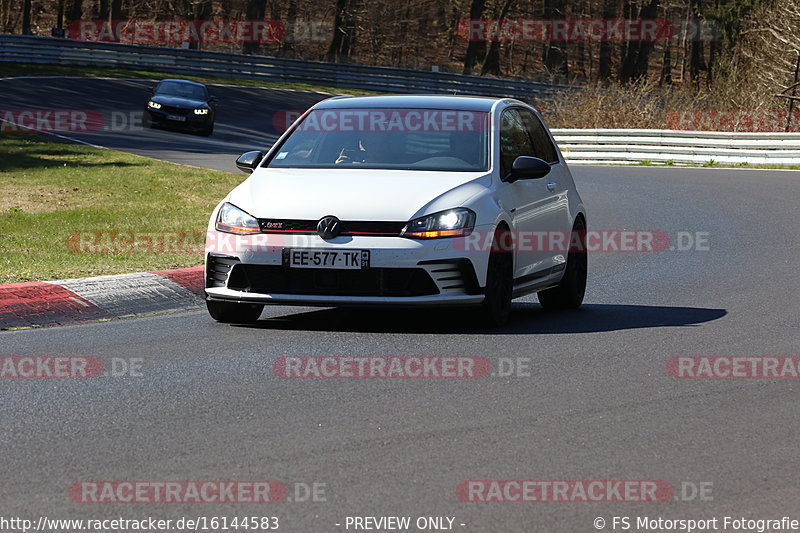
[
  {"left": 151, "top": 95, "right": 207, "bottom": 108},
  {"left": 227, "top": 168, "right": 491, "bottom": 221}
]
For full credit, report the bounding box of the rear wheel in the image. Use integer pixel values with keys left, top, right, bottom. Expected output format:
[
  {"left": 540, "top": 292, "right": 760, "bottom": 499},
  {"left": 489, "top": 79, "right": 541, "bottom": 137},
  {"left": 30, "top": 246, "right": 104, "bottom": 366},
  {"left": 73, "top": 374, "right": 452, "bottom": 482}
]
[
  {"left": 537, "top": 217, "right": 587, "bottom": 309},
  {"left": 206, "top": 300, "right": 263, "bottom": 324},
  {"left": 480, "top": 227, "right": 514, "bottom": 326}
]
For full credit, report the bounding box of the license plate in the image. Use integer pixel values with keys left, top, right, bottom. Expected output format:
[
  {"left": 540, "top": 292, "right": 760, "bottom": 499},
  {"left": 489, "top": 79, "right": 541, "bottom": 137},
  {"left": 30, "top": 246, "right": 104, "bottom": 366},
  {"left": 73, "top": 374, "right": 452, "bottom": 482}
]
[
  {"left": 166, "top": 114, "right": 186, "bottom": 122},
  {"left": 284, "top": 249, "right": 369, "bottom": 270}
]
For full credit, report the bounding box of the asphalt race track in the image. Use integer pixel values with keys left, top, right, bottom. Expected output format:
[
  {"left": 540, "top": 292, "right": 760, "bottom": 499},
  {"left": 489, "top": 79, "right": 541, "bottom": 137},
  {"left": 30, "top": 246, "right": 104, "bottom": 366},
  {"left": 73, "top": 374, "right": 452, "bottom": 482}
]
[{"left": 2, "top": 77, "right": 800, "bottom": 531}]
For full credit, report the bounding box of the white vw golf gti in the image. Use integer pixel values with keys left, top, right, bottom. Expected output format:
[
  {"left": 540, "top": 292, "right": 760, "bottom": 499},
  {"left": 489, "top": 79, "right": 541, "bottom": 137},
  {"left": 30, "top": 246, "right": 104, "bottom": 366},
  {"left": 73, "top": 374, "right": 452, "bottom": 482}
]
[{"left": 205, "top": 95, "right": 587, "bottom": 325}]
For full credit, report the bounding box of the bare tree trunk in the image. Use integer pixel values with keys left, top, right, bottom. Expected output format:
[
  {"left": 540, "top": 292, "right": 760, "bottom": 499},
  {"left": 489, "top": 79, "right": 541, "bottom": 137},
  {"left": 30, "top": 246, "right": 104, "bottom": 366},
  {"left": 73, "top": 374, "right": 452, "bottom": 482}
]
[
  {"left": 98, "top": 0, "right": 109, "bottom": 20},
  {"left": 111, "top": 0, "right": 123, "bottom": 19},
  {"left": 188, "top": 0, "right": 212, "bottom": 50},
  {"left": 326, "top": 0, "right": 347, "bottom": 61},
  {"left": 462, "top": 0, "right": 486, "bottom": 74},
  {"left": 280, "top": 0, "right": 297, "bottom": 57},
  {"left": 618, "top": 0, "right": 640, "bottom": 81},
  {"left": 689, "top": 0, "right": 707, "bottom": 86},
  {"left": 480, "top": 0, "right": 513, "bottom": 76},
  {"left": 632, "top": 0, "right": 660, "bottom": 79},
  {"left": 56, "top": 0, "right": 65, "bottom": 29},
  {"left": 660, "top": 40, "right": 672, "bottom": 85},
  {"left": 542, "top": 0, "right": 568, "bottom": 77},
  {"left": 618, "top": 0, "right": 659, "bottom": 82},
  {"left": 326, "top": 0, "right": 357, "bottom": 62},
  {"left": 242, "top": 0, "right": 268, "bottom": 54},
  {"left": 597, "top": 0, "right": 616, "bottom": 82},
  {"left": 67, "top": 0, "right": 83, "bottom": 22},
  {"left": 22, "top": 0, "right": 32, "bottom": 34}
]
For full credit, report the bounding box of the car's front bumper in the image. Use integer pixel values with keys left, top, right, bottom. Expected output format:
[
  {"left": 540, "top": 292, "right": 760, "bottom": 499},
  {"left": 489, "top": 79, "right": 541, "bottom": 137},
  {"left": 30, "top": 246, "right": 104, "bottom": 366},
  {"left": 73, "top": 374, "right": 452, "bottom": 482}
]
[
  {"left": 203, "top": 232, "right": 489, "bottom": 307},
  {"left": 144, "top": 108, "right": 212, "bottom": 130},
  {"left": 204, "top": 287, "right": 485, "bottom": 306}
]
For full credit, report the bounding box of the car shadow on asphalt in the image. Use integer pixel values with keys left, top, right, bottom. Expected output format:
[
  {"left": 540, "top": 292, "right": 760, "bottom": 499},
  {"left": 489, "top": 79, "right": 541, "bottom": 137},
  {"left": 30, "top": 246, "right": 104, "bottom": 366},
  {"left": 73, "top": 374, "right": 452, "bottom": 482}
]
[{"left": 236, "top": 303, "right": 727, "bottom": 335}]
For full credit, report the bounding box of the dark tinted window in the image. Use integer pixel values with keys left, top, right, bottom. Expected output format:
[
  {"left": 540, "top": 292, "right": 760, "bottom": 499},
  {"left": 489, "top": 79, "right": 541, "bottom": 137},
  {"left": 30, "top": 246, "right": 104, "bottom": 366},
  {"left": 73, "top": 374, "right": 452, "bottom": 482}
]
[
  {"left": 500, "top": 109, "right": 534, "bottom": 176},
  {"left": 518, "top": 108, "right": 558, "bottom": 163}
]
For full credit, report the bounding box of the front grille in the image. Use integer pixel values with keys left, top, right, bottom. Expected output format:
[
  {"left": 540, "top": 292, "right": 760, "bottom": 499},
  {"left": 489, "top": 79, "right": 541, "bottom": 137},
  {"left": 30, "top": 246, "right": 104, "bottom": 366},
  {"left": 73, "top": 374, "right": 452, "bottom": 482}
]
[
  {"left": 160, "top": 105, "right": 190, "bottom": 116},
  {"left": 226, "top": 264, "right": 439, "bottom": 297},
  {"left": 206, "top": 254, "right": 239, "bottom": 288},
  {"left": 258, "top": 219, "right": 406, "bottom": 236}
]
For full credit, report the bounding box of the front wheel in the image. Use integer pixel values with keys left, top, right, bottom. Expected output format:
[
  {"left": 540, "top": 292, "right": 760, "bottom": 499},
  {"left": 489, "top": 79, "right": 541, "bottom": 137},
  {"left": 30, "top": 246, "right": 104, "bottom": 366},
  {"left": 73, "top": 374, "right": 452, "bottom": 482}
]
[
  {"left": 537, "top": 217, "right": 587, "bottom": 309},
  {"left": 480, "top": 228, "right": 514, "bottom": 326},
  {"left": 206, "top": 300, "right": 263, "bottom": 324}
]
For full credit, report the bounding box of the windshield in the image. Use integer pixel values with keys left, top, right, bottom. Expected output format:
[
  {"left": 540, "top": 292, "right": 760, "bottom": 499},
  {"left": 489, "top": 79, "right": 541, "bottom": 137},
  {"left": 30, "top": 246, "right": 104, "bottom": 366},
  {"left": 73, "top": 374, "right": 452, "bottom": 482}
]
[
  {"left": 156, "top": 81, "right": 207, "bottom": 100},
  {"left": 267, "top": 108, "right": 490, "bottom": 171}
]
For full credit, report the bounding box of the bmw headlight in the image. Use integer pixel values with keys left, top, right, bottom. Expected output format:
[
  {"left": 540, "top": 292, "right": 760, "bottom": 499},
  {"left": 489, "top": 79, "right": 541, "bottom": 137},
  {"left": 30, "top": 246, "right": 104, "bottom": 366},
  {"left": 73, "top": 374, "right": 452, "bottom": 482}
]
[
  {"left": 147, "top": 101, "right": 162, "bottom": 109},
  {"left": 401, "top": 208, "right": 476, "bottom": 239},
  {"left": 194, "top": 108, "right": 209, "bottom": 115},
  {"left": 215, "top": 202, "right": 260, "bottom": 235}
]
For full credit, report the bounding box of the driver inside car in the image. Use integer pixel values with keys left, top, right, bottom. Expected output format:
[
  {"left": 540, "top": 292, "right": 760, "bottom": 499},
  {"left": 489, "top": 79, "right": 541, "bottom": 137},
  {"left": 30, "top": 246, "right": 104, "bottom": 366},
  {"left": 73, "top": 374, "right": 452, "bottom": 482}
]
[{"left": 335, "top": 133, "right": 394, "bottom": 164}]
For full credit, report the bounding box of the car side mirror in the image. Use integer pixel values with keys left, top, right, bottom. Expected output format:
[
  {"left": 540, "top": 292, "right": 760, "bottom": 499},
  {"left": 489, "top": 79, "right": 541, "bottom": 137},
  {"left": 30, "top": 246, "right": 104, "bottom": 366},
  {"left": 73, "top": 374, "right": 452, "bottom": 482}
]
[
  {"left": 208, "top": 96, "right": 218, "bottom": 106},
  {"left": 236, "top": 151, "right": 266, "bottom": 173},
  {"left": 505, "top": 156, "right": 551, "bottom": 182},
  {"left": 149, "top": 86, "right": 155, "bottom": 94}
]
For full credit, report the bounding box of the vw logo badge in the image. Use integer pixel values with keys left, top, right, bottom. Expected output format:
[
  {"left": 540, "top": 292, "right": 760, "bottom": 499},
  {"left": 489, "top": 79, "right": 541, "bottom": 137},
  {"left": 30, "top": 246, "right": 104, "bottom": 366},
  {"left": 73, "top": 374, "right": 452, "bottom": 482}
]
[{"left": 317, "top": 216, "right": 342, "bottom": 240}]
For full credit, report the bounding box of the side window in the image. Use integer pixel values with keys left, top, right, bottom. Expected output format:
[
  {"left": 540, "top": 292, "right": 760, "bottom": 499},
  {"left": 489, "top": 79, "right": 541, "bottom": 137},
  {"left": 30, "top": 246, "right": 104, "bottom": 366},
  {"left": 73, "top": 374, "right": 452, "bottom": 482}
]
[
  {"left": 519, "top": 109, "right": 558, "bottom": 163},
  {"left": 500, "top": 109, "right": 534, "bottom": 176}
]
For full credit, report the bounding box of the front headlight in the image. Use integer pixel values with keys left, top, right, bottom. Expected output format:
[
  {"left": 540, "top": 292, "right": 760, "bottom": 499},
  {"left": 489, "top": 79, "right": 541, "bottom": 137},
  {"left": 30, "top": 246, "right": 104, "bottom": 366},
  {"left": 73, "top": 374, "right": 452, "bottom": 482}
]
[
  {"left": 401, "top": 208, "right": 476, "bottom": 239},
  {"left": 215, "top": 202, "right": 260, "bottom": 235},
  {"left": 194, "top": 108, "right": 209, "bottom": 115},
  {"left": 147, "top": 101, "right": 162, "bottom": 109}
]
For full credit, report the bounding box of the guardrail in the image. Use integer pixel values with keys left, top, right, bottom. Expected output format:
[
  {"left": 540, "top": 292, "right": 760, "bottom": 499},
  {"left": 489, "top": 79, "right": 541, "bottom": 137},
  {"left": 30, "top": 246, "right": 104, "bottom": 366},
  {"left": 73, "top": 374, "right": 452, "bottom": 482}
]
[
  {"left": 0, "top": 34, "right": 568, "bottom": 101},
  {"left": 552, "top": 129, "right": 800, "bottom": 165}
]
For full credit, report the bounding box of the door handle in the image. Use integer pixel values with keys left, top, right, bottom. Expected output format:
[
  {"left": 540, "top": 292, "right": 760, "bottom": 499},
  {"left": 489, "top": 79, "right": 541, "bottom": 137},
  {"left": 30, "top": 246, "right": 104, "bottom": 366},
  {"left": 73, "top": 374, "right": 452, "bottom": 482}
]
[{"left": 546, "top": 182, "right": 556, "bottom": 191}]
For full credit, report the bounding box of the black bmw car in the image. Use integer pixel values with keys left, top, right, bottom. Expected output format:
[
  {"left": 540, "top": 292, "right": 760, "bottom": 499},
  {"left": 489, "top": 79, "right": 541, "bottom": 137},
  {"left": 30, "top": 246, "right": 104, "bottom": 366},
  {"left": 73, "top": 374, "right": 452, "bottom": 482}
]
[{"left": 143, "top": 79, "right": 217, "bottom": 136}]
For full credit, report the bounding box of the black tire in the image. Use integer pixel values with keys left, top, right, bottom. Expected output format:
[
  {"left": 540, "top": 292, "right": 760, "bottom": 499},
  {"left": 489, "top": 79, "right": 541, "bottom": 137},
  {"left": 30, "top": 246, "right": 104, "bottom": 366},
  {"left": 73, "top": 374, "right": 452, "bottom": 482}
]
[
  {"left": 480, "top": 227, "right": 514, "bottom": 326},
  {"left": 206, "top": 300, "right": 263, "bottom": 324},
  {"left": 537, "top": 217, "right": 587, "bottom": 310},
  {"left": 142, "top": 112, "right": 153, "bottom": 128},
  {"left": 200, "top": 123, "right": 214, "bottom": 136}
]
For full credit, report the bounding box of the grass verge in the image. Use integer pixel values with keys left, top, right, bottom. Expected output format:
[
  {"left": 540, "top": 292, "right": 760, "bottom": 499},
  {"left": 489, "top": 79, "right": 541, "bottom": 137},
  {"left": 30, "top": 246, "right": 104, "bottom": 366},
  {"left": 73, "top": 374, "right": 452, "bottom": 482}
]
[
  {"left": 0, "top": 62, "right": 382, "bottom": 96},
  {"left": 0, "top": 132, "right": 242, "bottom": 283}
]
